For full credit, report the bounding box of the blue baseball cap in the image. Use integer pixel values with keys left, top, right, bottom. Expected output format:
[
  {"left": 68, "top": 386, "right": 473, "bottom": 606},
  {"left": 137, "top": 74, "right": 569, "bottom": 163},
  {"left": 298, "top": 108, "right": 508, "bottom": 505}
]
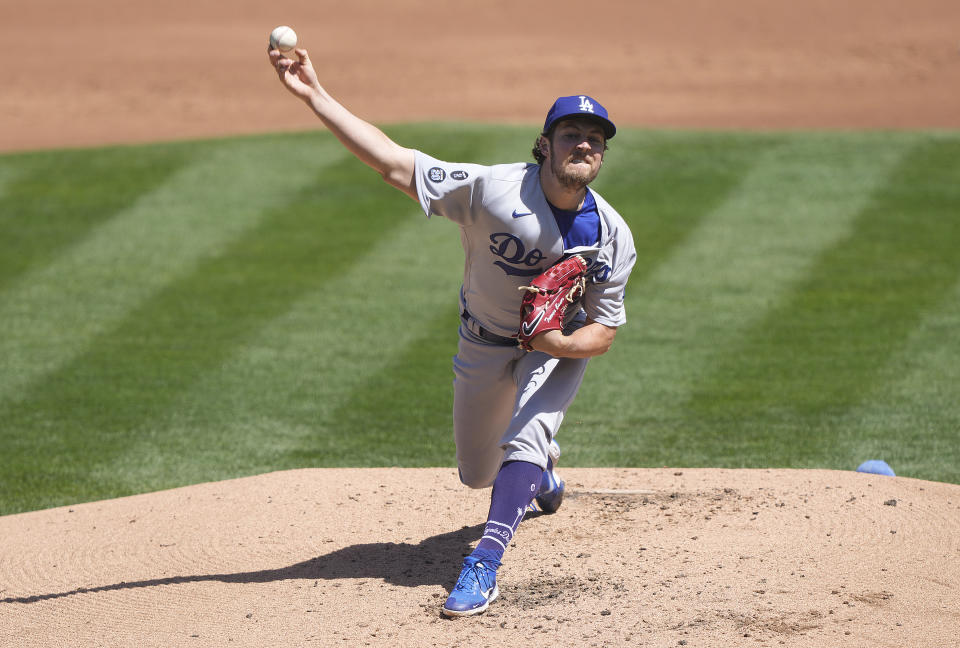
[{"left": 543, "top": 95, "right": 616, "bottom": 139}]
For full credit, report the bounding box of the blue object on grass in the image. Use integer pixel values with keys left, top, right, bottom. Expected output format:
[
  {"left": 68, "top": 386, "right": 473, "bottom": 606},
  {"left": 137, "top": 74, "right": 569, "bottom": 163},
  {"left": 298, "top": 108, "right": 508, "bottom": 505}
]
[{"left": 856, "top": 460, "right": 896, "bottom": 476}]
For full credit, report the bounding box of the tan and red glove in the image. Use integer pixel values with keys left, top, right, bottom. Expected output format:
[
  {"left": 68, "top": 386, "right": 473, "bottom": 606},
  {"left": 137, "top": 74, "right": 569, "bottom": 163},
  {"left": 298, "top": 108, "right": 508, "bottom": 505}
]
[{"left": 516, "top": 255, "right": 588, "bottom": 351}]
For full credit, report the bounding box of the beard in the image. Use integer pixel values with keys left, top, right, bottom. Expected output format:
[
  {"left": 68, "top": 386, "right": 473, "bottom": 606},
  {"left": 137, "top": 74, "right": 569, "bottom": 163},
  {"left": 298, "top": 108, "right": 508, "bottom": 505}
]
[{"left": 549, "top": 155, "right": 601, "bottom": 190}]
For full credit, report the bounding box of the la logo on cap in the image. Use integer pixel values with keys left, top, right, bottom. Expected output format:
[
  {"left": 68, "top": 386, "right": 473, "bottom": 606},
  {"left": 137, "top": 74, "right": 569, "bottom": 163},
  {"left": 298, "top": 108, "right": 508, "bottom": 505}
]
[{"left": 543, "top": 94, "right": 616, "bottom": 139}]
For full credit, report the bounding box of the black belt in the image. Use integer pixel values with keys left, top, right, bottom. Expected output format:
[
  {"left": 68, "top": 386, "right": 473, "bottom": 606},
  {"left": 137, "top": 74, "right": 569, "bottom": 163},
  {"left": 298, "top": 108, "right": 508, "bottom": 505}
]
[{"left": 460, "top": 310, "right": 518, "bottom": 347}]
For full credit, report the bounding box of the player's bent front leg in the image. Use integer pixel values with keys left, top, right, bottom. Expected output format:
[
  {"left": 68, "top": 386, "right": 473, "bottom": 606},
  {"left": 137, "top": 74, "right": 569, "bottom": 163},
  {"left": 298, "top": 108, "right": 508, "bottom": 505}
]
[
  {"left": 452, "top": 329, "right": 525, "bottom": 488},
  {"left": 503, "top": 351, "right": 589, "bottom": 513}
]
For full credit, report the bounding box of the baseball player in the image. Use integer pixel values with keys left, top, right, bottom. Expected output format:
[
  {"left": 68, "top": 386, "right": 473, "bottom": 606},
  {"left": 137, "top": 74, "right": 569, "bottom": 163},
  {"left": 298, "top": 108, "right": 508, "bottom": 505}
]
[{"left": 268, "top": 46, "right": 636, "bottom": 617}]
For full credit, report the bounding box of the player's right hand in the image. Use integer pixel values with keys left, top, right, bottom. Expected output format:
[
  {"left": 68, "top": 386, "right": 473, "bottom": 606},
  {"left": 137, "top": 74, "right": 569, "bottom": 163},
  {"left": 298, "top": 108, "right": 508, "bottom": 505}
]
[{"left": 268, "top": 47, "right": 321, "bottom": 102}]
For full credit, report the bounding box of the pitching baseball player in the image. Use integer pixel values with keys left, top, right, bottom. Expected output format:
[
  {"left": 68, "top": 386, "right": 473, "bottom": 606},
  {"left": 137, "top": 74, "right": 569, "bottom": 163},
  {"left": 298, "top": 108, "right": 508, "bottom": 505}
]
[{"left": 268, "top": 45, "right": 636, "bottom": 617}]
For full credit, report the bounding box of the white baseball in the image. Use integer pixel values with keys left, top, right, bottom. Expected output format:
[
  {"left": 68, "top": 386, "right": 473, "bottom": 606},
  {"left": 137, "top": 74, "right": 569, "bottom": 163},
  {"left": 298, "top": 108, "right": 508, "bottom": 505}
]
[{"left": 269, "top": 26, "right": 298, "bottom": 52}]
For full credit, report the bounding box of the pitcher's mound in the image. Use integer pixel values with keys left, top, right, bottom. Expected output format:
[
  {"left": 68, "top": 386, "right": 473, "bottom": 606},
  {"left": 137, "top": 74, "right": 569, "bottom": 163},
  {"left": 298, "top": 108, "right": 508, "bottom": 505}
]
[{"left": 2, "top": 468, "right": 958, "bottom": 647}]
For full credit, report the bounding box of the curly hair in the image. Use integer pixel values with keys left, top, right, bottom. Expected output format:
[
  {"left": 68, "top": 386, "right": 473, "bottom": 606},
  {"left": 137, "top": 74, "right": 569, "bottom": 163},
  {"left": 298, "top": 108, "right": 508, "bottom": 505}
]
[{"left": 532, "top": 133, "right": 548, "bottom": 164}]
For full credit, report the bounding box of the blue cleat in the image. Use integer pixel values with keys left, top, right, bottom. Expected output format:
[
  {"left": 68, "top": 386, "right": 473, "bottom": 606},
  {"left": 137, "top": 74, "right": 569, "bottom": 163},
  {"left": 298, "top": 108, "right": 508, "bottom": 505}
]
[
  {"left": 442, "top": 556, "right": 500, "bottom": 617},
  {"left": 535, "top": 439, "right": 565, "bottom": 513}
]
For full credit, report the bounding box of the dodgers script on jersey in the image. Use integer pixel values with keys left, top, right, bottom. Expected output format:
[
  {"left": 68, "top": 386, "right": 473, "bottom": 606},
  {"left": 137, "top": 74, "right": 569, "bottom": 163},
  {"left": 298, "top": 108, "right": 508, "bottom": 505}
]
[{"left": 413, "top": 151, "right": 637, "bottom": 339}]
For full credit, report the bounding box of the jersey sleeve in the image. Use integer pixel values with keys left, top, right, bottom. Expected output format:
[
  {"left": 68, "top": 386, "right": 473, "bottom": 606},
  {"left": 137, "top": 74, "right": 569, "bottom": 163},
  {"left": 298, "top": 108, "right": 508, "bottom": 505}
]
[
  {"left": 581, "top": 222, "right": 637, "bottom": 328},
  {"left": 413, "top": 151, "right": 486, "bottom": 226}
]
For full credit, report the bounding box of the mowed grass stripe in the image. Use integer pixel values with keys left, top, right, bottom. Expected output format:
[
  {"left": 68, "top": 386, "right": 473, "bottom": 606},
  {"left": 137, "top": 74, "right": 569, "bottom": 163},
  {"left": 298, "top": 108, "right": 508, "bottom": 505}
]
[
  {"left": 562, "top": 130, "right": 782, "bottom": 447},
  {"left": 554, "top": 130, "right": 774, "bottom": 431},
  {"left": 0, "top": 149, "right": 416, "bottom": 512},
  {"left": 836, "top": 275, "right": 960, "bottom": 482},
  {"left": 673, "top": 137, "right": 960, "bottom": 477},
  {"left": 319, "top": 308, "right": 461, "bottom": 466},
  {"left": 4, "top": 128, "right": 959, "bottom": 513},
  {"left": 94, "top": 127, "right": 528, "bottom": 493},
  {"left": 385, "top": 122, "right": 535, "bottom": 164},
  {"left": 0, "top": 145, "right": 193, "bottom": 291},
  {"left": 719, "top": 137, "right": 960, "bottom": 412},
  {"left": 98, "top": 214, "right": 463, "bottom": 490},
  {"left": 0, "top": 161, "right": 27, "bottom": 202},
  {"left": 0, "top": 137, "right": 343, "bottom": 405},
  {"left": 571, "top": 134, "right": 914, "bottom": 465},
  {"left": 591, "top": 130, "right": 780, "bottom": 283}
]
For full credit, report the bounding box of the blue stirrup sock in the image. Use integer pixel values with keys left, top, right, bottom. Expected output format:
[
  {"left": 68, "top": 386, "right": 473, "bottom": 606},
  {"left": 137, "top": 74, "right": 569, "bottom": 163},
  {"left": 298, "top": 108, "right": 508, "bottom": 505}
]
[{"left": 473, "top": 460, "right": 543, "bottom": 562}]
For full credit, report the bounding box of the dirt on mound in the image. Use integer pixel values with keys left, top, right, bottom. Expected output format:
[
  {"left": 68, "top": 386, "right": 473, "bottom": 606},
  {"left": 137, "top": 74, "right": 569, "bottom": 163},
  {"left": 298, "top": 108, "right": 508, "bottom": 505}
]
[{"left": 2, "top": 468, "right": 958, "bottom": 647}]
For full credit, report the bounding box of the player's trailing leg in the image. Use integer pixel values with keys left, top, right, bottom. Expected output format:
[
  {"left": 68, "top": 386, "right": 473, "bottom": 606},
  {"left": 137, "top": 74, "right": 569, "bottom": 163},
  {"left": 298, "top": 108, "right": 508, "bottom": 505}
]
[
  {"left": 535, "top": 439, "right": 565, "bottom": 513},
  {"left": 441, "top": 460, "right": 542, "bottom": 617}
]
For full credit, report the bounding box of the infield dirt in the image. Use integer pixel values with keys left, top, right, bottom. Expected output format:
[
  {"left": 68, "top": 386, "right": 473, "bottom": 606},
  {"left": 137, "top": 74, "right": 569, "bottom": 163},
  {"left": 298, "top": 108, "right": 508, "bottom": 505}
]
[
  {"left": 1, "top": 1, "right": 959, "bottom": 646},
  {"left": 1, "top": 0, "right": 959, "bottom": 153}
]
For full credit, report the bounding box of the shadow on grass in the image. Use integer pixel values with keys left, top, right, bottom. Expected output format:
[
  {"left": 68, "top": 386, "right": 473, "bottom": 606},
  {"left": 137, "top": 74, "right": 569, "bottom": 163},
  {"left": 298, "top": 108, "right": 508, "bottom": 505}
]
[{"left": 1, "top": 523, "right": 484, "bottom": 605}]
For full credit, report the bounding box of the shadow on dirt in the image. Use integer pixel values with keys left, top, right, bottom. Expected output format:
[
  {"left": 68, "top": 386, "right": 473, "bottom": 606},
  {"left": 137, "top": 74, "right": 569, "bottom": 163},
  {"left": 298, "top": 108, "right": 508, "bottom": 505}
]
[{"left": 1, "top": 523, "right": 484, "bottom": 605}]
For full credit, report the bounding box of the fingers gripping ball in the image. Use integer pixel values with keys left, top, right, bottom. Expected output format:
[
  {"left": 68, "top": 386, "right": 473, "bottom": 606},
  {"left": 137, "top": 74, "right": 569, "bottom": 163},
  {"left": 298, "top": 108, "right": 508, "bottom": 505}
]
[
  {"left": 269, "top": 25, "right": 298, "bottom": 52},
  {"left": 516, "top": 255, "right": 588, "bottom": 351}
]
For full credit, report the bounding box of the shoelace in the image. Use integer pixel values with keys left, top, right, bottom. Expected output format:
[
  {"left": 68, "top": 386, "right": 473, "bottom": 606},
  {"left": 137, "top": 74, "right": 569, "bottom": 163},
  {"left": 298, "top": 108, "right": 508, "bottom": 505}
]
[{"left": 455, "top": 560, "right": 494, "bottom": 592}]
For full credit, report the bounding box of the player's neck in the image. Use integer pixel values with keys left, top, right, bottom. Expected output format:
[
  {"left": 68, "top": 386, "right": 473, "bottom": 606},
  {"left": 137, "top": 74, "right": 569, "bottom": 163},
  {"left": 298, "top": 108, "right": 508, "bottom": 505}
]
[{"left": 539, "top": 170, "right": 588, "bottom": 211}]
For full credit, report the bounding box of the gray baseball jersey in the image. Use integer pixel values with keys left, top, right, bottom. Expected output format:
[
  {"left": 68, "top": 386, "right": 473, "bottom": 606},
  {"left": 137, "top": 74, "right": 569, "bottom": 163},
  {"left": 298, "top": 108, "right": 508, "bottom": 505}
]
[
  {"left": 414, "top": 152, "right": 636, "bottom": 337},
  {"left": 413, "top": 150, "right": 637, "bottom": 486}
]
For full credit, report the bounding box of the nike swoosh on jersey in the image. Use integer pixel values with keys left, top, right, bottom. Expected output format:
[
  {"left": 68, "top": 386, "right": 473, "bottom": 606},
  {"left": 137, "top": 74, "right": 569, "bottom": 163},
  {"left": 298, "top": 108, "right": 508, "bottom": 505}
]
[{"left": 512, "top": 208, "right": 534, "bottom": 218}]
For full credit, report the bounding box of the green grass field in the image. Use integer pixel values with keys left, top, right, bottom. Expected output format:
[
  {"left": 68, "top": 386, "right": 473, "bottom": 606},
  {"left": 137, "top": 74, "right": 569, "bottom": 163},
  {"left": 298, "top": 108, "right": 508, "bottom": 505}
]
[{"left": 2, "top": 125, "right": 959, "bottom": 514}]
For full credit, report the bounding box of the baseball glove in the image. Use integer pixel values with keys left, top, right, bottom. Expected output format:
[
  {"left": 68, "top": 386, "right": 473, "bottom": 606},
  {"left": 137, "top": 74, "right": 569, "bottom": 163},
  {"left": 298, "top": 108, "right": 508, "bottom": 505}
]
[{"left": 516, "top": 255, "right": 588, "bottom": 351}]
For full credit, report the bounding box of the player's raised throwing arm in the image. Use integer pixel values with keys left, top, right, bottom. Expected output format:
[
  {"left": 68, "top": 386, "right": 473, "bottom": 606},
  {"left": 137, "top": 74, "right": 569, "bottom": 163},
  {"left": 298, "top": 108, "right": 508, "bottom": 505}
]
[{"left": 268, "top": 47, "right": 417, "bottom": 201}]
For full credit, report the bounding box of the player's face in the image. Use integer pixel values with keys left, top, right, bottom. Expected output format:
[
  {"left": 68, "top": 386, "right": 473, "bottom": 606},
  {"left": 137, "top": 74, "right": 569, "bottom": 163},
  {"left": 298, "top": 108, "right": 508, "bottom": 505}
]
[{"left": 544, "top": 119, "right": 606, "bottom": 190}]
